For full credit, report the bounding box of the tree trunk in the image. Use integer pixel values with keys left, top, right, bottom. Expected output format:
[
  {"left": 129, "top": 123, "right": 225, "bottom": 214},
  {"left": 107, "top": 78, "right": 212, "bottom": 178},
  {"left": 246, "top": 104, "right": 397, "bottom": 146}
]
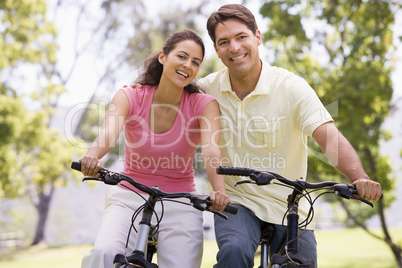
[
  {"left": 31, "top": 185, "right": 55, "bottom": 246},
  {"left": 378, "top": 199, "right": 402, "bottom": 268},
  {"left": 362, "top": 148, "right": 402, "bottom": 267}
]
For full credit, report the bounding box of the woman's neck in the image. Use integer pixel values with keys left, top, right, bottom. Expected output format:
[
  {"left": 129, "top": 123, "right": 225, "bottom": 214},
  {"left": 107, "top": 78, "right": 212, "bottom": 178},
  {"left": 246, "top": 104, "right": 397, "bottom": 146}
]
[{"left": 153, "top": 84, "right": 183, "bottom": 107}]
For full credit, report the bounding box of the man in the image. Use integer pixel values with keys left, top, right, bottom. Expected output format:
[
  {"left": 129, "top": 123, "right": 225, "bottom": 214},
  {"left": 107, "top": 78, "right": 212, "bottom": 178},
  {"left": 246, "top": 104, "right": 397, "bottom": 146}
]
[{"left": 197, "top": 4, "right": 382, "bottom": 268}]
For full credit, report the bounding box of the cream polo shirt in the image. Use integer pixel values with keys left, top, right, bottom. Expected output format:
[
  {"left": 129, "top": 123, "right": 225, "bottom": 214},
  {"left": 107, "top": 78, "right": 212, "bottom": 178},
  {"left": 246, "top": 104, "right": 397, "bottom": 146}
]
[{"left": 198, "top": 61, "right": 333, "bottom": 229}]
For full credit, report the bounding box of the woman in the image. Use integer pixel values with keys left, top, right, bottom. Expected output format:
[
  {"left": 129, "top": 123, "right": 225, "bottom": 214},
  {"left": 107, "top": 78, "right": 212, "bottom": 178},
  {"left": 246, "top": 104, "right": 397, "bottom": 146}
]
[{"left": 79, "top": 30, "right": 230, "bottom": 267}]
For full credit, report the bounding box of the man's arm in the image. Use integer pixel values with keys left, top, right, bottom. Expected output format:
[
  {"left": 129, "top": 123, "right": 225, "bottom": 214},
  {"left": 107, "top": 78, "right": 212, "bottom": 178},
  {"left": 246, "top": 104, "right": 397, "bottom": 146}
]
[{"left": 312, "top": 122, "right": 382, "bottom": 201}]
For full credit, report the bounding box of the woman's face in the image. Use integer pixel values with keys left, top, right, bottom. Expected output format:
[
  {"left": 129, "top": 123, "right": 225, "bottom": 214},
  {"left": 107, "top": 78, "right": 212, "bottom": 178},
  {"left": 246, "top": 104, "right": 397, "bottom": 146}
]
[{"left": 158, "top": 40, "right": 203, "bottom": 89}]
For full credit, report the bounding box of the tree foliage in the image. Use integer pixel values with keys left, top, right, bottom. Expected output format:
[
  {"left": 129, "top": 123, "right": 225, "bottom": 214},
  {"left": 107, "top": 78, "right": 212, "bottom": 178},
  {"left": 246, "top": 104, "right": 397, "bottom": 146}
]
[
  {"left": 0, "top": 0, "right": 83, "bottom": 245},
  {"left": 0, "top": 0, "right": 55, "bottom": 71},
  {"left": 255, "top": 0, "right": 401, "bottom": 265}
]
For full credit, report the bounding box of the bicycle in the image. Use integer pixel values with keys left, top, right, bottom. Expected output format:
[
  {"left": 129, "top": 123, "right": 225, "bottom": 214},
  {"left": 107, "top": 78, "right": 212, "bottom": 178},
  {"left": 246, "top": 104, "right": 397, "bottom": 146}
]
[
  {"left": 216, "top": 166, "right": 379, "bottom": 268},
  {"left": 71, "top": 161, "right": 238, "bottom": 268}
]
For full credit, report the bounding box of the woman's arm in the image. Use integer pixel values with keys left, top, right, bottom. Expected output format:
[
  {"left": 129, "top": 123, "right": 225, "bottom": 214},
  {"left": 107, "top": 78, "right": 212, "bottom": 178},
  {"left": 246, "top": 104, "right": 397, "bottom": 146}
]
[
  {"left": 80, "top": 90, "right": 129, "bottom": 176},
  {"left": 199, "top": 100, "right": 230, "bottom": 212}
]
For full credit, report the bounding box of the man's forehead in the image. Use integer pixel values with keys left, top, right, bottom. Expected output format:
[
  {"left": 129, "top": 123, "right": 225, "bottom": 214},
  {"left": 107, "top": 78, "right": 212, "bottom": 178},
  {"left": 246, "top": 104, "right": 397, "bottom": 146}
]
[{"left": 215, "top": 19, "right": 251, "bottom": 38}]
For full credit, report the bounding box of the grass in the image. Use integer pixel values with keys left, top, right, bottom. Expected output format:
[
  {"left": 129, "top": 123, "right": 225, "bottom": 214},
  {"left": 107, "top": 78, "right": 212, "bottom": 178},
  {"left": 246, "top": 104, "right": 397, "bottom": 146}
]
[
  {"left": 0, "top": 227, "right": 401, "bottom": 267},
  {"left": 315, "top": 228, "right": 401, "bottom": 268}
]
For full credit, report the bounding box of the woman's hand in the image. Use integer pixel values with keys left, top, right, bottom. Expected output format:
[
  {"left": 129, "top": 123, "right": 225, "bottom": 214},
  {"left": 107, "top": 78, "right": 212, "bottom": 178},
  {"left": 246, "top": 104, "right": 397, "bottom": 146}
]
[
  {"left": 209, "top": 191, "right": 231, "bottom": 212},
  {"left": 79, "top": 156, "right": 102, "bottom": 177}
]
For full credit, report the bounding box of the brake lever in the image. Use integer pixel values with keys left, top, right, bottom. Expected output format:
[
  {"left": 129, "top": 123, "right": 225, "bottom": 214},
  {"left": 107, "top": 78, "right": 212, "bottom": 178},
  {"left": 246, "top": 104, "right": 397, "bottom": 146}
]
[
  {"left": 82, "top": 177, "right": 101, "bottom": 182},
  {"left": 235, "top": 180, "right": 256, "bottom": 187},
  {"left": 353, "top": 196, "right": 374, "bottom": 208},
  {"left": 333, "top": 184, "right": 374, "bottom": 207},
  {"left": 191, "top": 196, "right": 229, "bottom": 220},
  {"left": 82, "top": 174, "right": 119, "bottom": 185},
  {"left": 205, "top": 208, "right": 228, "bottom": 220}
]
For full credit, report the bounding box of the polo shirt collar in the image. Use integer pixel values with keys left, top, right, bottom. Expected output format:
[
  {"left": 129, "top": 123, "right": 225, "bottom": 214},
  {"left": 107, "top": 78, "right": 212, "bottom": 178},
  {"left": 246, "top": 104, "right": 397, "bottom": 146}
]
[{"left": 218, "top": 60, "right": 271, "bottom": 96}]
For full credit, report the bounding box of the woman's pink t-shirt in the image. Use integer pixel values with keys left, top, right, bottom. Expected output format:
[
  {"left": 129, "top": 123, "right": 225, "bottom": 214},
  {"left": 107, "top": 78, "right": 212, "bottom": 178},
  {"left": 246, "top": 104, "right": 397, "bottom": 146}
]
[{"left": 119, "top": 85, "right": 215, "bottom": 193}]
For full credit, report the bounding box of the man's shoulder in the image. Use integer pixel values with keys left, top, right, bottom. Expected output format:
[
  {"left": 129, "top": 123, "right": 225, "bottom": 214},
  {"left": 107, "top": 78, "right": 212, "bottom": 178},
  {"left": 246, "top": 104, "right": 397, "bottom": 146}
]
[
  {"left": 198, "top": 68, "right": 227, "bottom": 89},
  {"left": 263, "top": 62, "right": 304, "bottom": 83}
]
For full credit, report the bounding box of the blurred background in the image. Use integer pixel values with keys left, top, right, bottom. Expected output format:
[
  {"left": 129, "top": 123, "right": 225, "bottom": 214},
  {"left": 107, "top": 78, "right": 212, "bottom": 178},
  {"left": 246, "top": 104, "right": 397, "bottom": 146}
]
[{"left": 1, "top": 0, "right": 402, "bottom": 267}]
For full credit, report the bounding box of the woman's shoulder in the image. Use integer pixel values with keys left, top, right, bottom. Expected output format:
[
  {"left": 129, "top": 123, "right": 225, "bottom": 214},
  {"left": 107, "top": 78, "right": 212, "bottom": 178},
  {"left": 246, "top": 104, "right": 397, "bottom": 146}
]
[
  {"left": 183, "top": 91, "right": 216, "bottom": 116},
  {"left": 121, "top": 84, "right": 154, "bottom": 96},
  {"left": 120, "top": 85, "right": 155, "bottom": 116}
]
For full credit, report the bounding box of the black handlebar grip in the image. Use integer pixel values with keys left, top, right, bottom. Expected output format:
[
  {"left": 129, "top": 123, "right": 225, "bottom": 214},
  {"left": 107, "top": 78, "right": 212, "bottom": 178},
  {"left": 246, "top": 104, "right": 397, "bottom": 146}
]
[
  {"left": 216, "top": 166, "right": 255, "bottom": 176},
  {"left": 71, "top": 161, "right": 82, "bottom": 172},
  {"left": 224, "top": 203, "right": 238, "bottom": 214}
]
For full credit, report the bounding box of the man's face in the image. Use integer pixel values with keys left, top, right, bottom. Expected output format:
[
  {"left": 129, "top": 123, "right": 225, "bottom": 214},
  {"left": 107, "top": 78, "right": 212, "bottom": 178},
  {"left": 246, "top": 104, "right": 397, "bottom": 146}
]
[{"left": 213, "top": 18, "right": 261, "bottom": 76}]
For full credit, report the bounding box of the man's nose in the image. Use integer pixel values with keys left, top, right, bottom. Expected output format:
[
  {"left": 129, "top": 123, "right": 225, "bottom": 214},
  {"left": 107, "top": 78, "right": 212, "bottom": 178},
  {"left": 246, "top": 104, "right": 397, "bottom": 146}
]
[{"left": 229, "top": 40, "right": 240, "bottom": 53}]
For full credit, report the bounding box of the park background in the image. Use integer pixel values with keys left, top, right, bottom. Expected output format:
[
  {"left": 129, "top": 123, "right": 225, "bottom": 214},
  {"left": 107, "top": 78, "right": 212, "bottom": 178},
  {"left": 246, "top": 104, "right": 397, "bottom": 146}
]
[{"left": 1, "top": 0, "right": 402, "bottom": 267}]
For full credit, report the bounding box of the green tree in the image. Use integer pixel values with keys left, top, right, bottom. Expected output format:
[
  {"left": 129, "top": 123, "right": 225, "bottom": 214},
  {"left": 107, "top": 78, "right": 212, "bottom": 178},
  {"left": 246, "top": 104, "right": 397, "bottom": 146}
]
[
  {"left": 255, "top": 0, "right": 401, "bottom": 265},
  {"left": 0, "top": 0, "right": 83, "bottom": 245}
]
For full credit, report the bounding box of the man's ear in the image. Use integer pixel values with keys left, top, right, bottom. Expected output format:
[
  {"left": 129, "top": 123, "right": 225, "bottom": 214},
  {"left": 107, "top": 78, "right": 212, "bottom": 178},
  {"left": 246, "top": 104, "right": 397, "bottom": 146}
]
[
  {"left": 158, "top": 50, "right": 165, "bottom": 64},
  {"left": 256, "top": 29, "right": 262, "bottom": 45}
]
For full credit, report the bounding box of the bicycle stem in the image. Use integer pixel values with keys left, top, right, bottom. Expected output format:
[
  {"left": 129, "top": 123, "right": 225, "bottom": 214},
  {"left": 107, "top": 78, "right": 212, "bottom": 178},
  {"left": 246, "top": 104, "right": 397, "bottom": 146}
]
[
  {"left": 286, "top": 191, "right": 300, "bottom": 254},
  {"left": 133, "top": 196, "right": 155, "bottom": 257},
  {"left": 271, "top": 189, "right": 315, "bottom": 267}
]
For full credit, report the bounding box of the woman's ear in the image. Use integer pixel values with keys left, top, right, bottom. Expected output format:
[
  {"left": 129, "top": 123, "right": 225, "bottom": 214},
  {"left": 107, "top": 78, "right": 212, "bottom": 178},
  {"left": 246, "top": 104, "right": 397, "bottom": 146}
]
[{"left": 158, "top": 50, "right": 165, "bottom": 65}]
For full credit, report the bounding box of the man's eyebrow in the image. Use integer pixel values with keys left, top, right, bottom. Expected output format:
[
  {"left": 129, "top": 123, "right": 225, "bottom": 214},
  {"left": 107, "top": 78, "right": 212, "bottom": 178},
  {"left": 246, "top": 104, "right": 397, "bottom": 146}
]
[{"left": 216, "top": 32, "right": 249, "bottom": 44}]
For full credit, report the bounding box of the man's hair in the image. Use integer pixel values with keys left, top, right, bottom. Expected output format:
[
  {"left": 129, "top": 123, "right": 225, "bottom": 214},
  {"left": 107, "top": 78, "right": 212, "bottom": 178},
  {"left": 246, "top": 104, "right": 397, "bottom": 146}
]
[{"left": 206, "top": 4, "right": 258, "bottom": 45}]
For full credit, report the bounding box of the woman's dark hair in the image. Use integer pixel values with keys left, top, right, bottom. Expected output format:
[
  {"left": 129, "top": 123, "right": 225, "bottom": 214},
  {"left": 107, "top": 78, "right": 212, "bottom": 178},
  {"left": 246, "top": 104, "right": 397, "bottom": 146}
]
[
  {"left": 207, "top": 4, "right": 258, "bottom": 45},
  {"left": 136, "top": 29, "right": 205, "bottom": 94}
]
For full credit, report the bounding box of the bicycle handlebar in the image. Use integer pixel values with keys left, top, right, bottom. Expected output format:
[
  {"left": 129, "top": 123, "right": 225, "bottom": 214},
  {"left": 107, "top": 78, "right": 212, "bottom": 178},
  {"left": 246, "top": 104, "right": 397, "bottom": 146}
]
[
  {"left": 216, "top": 166, "right": 376, "bottom": 207},
  {"left": 71, "top": 161, "right": 238, "bottom": 216}
]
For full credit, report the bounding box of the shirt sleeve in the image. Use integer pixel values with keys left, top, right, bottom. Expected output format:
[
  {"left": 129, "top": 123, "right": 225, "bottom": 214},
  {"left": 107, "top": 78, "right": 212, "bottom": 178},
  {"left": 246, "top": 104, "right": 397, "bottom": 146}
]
[
  {"left": 287, "top": 76, "right": 333, "bottom": 136},
  {"left": 190, "top": 93, "right": 216, "bottom": 117}
]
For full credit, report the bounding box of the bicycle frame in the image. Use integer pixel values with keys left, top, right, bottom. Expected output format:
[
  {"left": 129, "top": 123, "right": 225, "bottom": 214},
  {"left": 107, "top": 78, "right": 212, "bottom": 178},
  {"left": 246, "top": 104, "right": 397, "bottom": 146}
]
[
  {"left": 269, "top": 189, "right": 315, "bottom": 268},
  {"left": 71, "top": 161, "right": 237, "bottom": 268},
  {"left": 113, "top": 190, "right": 212, "bottom": 268},
  {"left": 257, "top": 189, "right": 314, "bottom": 268},
  {"left": 113, "top": 194, "right": 158, "bottom": 268},
  {"left": 258, "top": 224, "right": 275, "bottom": 268},
  {"left": 216, "top": 165, "right": 376, "bottom": 268}
]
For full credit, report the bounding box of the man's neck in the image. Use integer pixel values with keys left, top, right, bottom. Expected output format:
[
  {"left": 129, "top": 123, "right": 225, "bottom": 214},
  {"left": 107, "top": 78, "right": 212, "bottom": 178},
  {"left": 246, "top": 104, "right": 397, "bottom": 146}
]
[{"left": 229, "top": 60, "right": 262, "bottom": 100}]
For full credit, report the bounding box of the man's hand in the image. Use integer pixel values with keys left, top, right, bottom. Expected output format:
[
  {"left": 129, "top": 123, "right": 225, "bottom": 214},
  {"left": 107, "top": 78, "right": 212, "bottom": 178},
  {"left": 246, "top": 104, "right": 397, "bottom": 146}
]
[
  {"left": 130, "top": 83, "right": 143, "bottom": 89},
  {"left": 352, "top": 179, "right": 382, "bottom": 201}
]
